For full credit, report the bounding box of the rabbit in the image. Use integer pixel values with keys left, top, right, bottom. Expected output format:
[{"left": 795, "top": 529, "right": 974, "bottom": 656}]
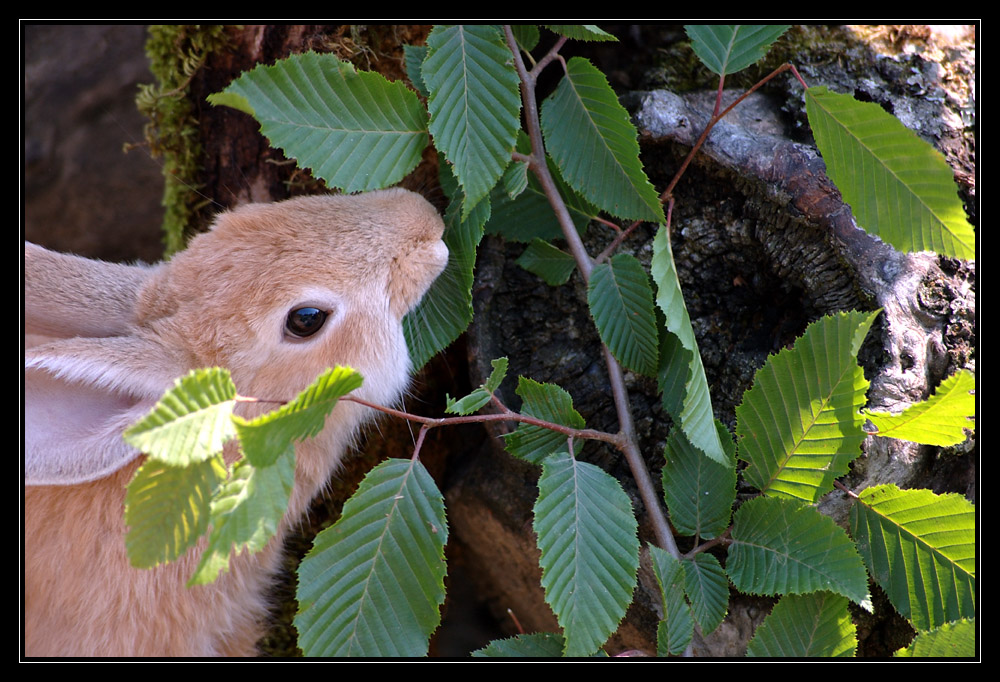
[{"left": 23, "top": 188, "right": 448, "bottom": 657}]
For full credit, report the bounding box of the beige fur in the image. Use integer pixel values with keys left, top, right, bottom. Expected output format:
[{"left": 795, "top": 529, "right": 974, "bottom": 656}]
[{"left": 24, "top": 189, "right": 448, "bottom": 657}]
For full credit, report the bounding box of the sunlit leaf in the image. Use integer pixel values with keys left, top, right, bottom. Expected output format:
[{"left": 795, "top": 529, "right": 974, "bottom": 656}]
[
  {"left": 863, "top": 369, "right": 975, "bottom": 446},
  {"left": 894, "top": 618, "right": 976, "bottom": 658},
  {"left": 736, "top": 310, "right": 878, "bottom": 503},
  {"left": 123, "top": 368, "right": 236, "bottom": 466},
  {"left": 850, "top": 484, "right": 975, "bottom": 631},
  {"left": 806, "top": 86, "right": 975, "bottom": 260}
]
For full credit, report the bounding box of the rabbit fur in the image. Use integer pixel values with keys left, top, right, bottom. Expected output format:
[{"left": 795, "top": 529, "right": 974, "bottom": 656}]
[{"left": 24, "top": 188, "right": 448, "bottom": 657}]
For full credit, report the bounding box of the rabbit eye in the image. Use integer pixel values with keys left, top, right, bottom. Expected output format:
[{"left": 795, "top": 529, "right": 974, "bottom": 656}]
[{"left": 286, "top": 307, "right": 328, "bottom": 338}]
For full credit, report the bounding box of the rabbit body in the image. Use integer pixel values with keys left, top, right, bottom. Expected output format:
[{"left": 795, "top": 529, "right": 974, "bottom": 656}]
[{"left": 24, "top": 189, "right": 448, "bottom": 657}]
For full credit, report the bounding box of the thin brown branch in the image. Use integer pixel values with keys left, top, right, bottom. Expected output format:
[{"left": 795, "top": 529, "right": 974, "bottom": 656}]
[{"left": 502, "top": 25, "right": 679, "bottom": 558}]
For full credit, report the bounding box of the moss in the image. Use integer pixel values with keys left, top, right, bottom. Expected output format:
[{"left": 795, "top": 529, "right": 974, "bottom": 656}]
[{"left": 136, "top": 25, "right": 232, "bottom": 256}]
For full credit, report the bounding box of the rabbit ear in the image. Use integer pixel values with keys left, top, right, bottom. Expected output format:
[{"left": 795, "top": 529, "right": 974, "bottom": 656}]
[
  {"left": 24, "top": 242, "right": 156, "bottom": 339},
  {"left": 25, "top": 335, "right": 188, "bottom": 486}
]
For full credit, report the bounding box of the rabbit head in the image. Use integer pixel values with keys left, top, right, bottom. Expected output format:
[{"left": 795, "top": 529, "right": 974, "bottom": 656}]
[{"left": 23, "top": 188, "right": 447, "bottom": 656}]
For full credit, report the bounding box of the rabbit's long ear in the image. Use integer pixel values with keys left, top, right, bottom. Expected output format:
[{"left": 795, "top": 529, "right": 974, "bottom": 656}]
[
  {"left": 25, "top": 336, "right": 189, "bottom": 486},
  {"left": 24, "top": 242, "right": 156, "bottom": 339}
]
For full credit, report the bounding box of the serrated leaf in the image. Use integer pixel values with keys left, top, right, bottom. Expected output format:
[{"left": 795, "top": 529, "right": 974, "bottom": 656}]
[
  {"left": 124, "top": 455, "right": 227, "bottom": 569},
  {"left": 588, "top": 254, "right": 659, "bottom": 377},
  {"left": 541, "top": 57, "right": 664, "bottom": 223},
  {"left": 863, "top": 369, "right": 975, "bottom": 446},
  {"left": 295, "top": 459, "right": 447, "bottom": 657},
  {"left": 746, "top": 592, "right": 857, "bottom": 657},
  {"left": 685, "top": 25, "right": 790, "bottom": 76},
  {"left": 806, "top": 86, "right": 975, "bottom": 260},
  {"left": 503, "top": 159, "right": 530, "bottom": 199},
  {"left": 445, "top": 357, "right": 508, "bottom": 415},
  {"left": 683, "top": 553, "right": 730, "bottom": 636},
  {"left": 123, "top": 368, "right": 237, "bottom": 466},
  {"left": 510, "top": 25, "right": 540, "bottom": 53},
  {"left": 894, "top": 618, "right": 976, "bottom": 657},
  {"left": 189, "top": 449, "right": 296, "bottom": 585},
  {"left": 850, "top": 484, "right": 975, "bottom": 631},
  {"left": 472, "top": 632, "right": 565, "bottom": 657},
  {"left": 485, "top": 130, "right": 600, "bottom": 242},
  {"left": 728, "top": 496, "right": 871, "bottom": 607},
  {"left": 545, "top": 25, "right": 618, "bottom": 42},
  {"left": 661, "top": 420, "right": 736, "bottom": 540},
  {"left": 649, "top": 545, "right": 694, "bottom": 656},
  {"left": 214, "top": 52, "right": 429, "bottom": 193},
  {"left": 516, "top": 239, "right": 577, "bottom": 286},
  {"left": 424, "top": 25, "right": 521, "bottom": 216},
  {"left": 534, "top": 452, "right": 639, "bottom": 657},
  {"left": 652, "top": 227, "right": 727, "bottom": 464},
  {"left": 233, "top": 366, "right": 362, "bottom": 468},
  {"left": 503, "top": 377, "right": 585, "bottom": 465},
  {"left": 403, "top": 44, "right": 429, "bottom": 97},
  {"left": 403, "top": 176, "right": 487, "bottom": 370},
  {"left": 736, "top": 310, "right": 878, "bottom": 503}
]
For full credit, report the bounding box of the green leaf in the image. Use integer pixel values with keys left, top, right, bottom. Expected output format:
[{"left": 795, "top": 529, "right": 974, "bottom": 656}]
[
  {"left": 205, "top": 90, "right": 254, "bottom": 116},
  {"left": 652, "top": 227, "right": 727, "bottom": 464},
  {"left": 213, "top": 52, "right": 429, "bottom": 193},
  {"left": 588, "top": 254, "right": 659, "bottom": 377},
  {"left": 850, "top": 484, "right": 975, "bottom": 631},
  {"left": 510, "top": 25, "right": 540, "bottom": 53},
  {"left": 445, "top": 357, "right": 508, "bottom": 415},
  {"left": 403, "top": 176, "right": 487, "bottom": 370},
  {"left": 649, "top": 545, "right": 694, "bottom": 656},
  {"left": 683, "top": 553, "right": 730, "bottom": 636},
  {"left": 541, "top": 57, "right": 664, "bottom": 223},
  {"left": 123, "top": 368, "right": 237, "bottom": 466},
  {"left": 503, "top": 377, "right": 585, "bottom": 465},
  {"left": 124, "top": 455, "right": 227, "bottom": 569},
  {"left": 736, "top": 310, "right": 878, "bottom": 503},
  {"left": 502, "top": 158, "right": 530, "bottom": 199},
  {"left": 484, "top": 130, "right": 600, "bottom": 242},
  {"left": 534, "top": 452, "right": 639, "bottom": 657},
  {"left": 515, "top": 239, "right": 577, "bottom": 286},
  {"left": 403, "top": 44, "right": 429, "bottom": 97},
  {"left": 233, "top": 366, "right": 362, "bottom": 468},
  {"left": 545, "top": 25, "right": 618, "bottom": 42},
  {"left": 472, "top": 632, "right": 565, "bottom": 657},
  {"left": 424, "top": 25, "right": 522, "bottom": 216},
  {"left": 685, "top": 25, "right": 790, "bottom": 76},
  {"left": 863, "top": 369, "right": 975, "bottom": 446},
  {"left": 894, "top": 618, "right": 976, "bottom": 657},
  {"left": 189, "top": 449, "right": 296, "bottom": 585},
  {"left": 661, "top": 420, "right": 736, "bottom": 540},
  {"left": 805, "top": 86, "right": 975, "bottom": 260},
  {"left": 746, "top": 592, "right": 857, "bottom": 657},
  {"left": 728, "top": 496, "right": 871, "bottom": 607},
  {"left": 295, "top": 459, "right": 447, "bottom": 657}
]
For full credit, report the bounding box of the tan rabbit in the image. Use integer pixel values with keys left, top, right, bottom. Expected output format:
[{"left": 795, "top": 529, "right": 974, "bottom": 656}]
[{"left": 23, "top": 188, "right": 448, "bottom": 657}]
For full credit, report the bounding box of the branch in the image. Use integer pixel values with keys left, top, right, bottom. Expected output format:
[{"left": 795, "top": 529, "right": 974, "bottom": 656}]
[{"left": 502, "top": 25, "right": 680, "bottom": 560}]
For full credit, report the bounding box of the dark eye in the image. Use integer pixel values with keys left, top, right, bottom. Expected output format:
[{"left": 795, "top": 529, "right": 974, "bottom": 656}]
[{"left": 286, "top": 307, "right": 328, "bottom": 338}]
